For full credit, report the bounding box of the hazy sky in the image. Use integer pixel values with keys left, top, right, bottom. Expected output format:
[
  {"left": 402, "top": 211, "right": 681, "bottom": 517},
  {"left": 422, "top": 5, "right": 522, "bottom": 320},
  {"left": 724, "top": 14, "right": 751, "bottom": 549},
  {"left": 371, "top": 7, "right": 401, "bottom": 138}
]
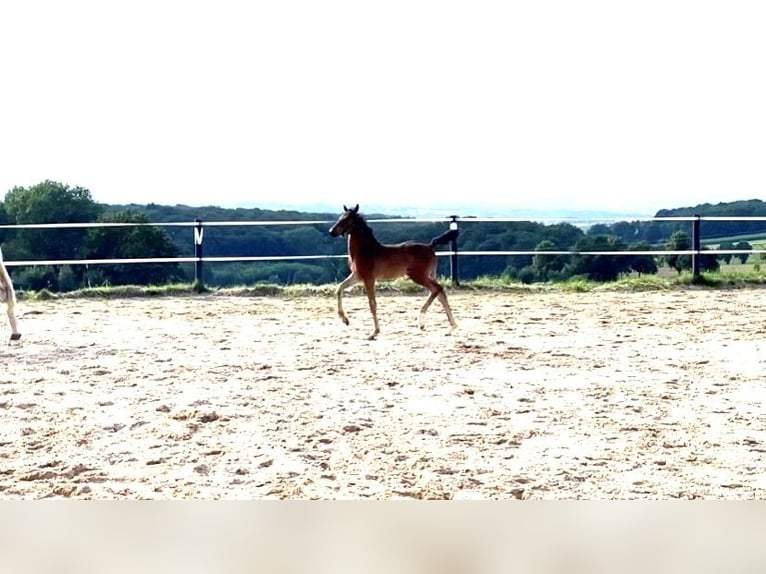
[{"left": 2, "top": 1, "right": 764, "bottom": 216}]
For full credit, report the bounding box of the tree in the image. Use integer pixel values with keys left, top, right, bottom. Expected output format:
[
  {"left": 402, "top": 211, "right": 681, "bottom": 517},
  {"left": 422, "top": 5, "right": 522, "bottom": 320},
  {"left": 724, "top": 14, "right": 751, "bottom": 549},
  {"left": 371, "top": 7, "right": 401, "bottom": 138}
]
[
  {"left": 0, "top": 201, "right": 11, "bottom": 243},
  {"left": 586, "top": 223, "right": 611, "bottom": 237},
  {"left": 717, "top": 241, "right": 734, "bottom": 264},
  {"left": 664, "top": 231, "right": 692, "bottom": 273},
  {"left": 611, "top": 221, "right": 641, "bottom": 243},
  {"left": 664, "top": 231, "right": 720, "bottom": 274},
  {"left": 532, "top": 240, "right": 567, "bottom": 281},
  {"left": 545, "top": 222, "right": 584, "bottom": 248},
  {"left": 733, "top": 241, "right": 752, "bottom": 264},
  {"left": 571, "top": 235, "right": 632, "bottom": 281},
  {"left": 699, "top": 248, "right": 720, "bottom": 273},
  {"left": 3, "top": 180, "right": 102, "bottom": 261},
  {"left": 83, "top": 210, "right": 184, "bottom": 287},
  {"left": 282, "top": 226, "right": 332, "bottom": 255},
  {"left": 627, "top": 241, "right": 658, "bottom": 276}
]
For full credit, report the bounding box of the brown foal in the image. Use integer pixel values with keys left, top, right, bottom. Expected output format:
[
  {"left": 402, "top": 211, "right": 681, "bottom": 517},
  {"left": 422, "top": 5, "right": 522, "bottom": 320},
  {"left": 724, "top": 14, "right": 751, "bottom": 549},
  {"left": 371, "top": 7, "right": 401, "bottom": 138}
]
[{"left": 329, "top": 204, "right": 458, "bottom": 340}]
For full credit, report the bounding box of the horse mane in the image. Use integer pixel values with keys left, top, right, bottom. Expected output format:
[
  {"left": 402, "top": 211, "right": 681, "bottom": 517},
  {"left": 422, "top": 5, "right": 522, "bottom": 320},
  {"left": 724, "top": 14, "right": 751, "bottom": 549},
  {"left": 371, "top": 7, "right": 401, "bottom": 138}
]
[{"left": 350, "top": 211, "right": 380, "bottom": 244}]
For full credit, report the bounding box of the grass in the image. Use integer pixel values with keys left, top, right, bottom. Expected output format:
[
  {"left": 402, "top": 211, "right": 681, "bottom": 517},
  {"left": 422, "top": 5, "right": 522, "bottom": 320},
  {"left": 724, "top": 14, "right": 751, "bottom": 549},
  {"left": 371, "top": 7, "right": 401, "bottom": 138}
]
[
  {"left": 22, "top": 283, "right": 200, "bottom": 301},
  {"left": 15, "top": 267, "right": 766, "bottom": 302}
]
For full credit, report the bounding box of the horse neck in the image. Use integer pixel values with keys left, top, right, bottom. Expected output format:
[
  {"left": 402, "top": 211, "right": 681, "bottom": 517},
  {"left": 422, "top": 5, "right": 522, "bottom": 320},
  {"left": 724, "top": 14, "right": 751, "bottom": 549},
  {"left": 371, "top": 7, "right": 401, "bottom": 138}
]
[{"left": 348, "top": 220, "right": 381, "bottom": 256}]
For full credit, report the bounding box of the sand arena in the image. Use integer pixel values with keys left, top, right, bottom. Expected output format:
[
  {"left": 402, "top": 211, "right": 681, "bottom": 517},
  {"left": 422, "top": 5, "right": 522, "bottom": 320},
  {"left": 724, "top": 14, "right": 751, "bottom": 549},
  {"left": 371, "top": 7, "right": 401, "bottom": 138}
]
[{"left": 2, "top": 288, "right": 765, "bottom": 499}]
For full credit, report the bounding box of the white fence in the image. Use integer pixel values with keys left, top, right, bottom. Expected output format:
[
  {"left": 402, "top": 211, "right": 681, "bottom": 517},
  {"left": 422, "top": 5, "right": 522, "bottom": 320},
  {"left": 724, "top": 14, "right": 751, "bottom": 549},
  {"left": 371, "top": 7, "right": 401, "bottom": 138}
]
[{"left": 2, "top": 216, "right": 766, "bottom": 284}]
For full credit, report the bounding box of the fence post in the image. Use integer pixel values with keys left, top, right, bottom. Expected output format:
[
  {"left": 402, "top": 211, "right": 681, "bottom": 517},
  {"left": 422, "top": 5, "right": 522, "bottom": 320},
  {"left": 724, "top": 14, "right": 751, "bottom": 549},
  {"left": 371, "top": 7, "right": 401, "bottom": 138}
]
[
  {"left": 691, "top": 214, "right": 701, "bottom": 281},
  {"left": 449, "top": 215, "right": 460, "bottom": 286},
  {"left": 194, "top": 219, "right": 205, "bottom": 292}
]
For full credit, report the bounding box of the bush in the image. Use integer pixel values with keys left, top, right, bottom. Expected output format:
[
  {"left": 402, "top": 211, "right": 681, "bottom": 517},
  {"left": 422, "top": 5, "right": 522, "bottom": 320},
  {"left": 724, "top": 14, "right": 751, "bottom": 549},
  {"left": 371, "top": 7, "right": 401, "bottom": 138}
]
[
  {"left": 516, "top": 266, "right": 538, "bottom": 285},
  {"left": 57, "top": 265, "right": 79, "bottom": 292},
  {"left": 15, "top": 266, "right": 56, "bottom": 291}
]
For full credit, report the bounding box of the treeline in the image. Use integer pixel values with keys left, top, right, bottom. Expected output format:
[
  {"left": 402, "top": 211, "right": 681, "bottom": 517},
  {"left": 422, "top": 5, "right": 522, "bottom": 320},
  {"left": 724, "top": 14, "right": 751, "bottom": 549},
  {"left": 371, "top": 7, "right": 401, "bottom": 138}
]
[
  {"left": 1, "top": 180, "right": 765, "bottom": 291},
  {"left": 0, "top": 182, "right": 184, "bottom": 290},
  {"left": 586, "top": 199, "right": 766, "bottom": 245}
]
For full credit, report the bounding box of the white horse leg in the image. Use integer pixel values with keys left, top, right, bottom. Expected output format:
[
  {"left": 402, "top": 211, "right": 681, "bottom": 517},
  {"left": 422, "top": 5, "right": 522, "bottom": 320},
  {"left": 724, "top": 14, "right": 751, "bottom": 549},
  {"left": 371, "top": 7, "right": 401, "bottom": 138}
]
[
  {"left": 0, "top": 251, "right": 20, "bottom": 341},
  {"left": 418, "top": 291, "right": 438, "bottom": 329},
  {"left": 437, "top": 290, "right": 457, "bottom": 329},
  {"left": 416, "top": 277, "right": 457, "bottom": 331},
  {"left": 6, "top": 300, "right": 20, "bottom": 340},
  {"left": 363, "top": 277, "right": 379, "bottom": 340},
  {"left": 336, "top": 272, "right": 360, "bottom": 325}
]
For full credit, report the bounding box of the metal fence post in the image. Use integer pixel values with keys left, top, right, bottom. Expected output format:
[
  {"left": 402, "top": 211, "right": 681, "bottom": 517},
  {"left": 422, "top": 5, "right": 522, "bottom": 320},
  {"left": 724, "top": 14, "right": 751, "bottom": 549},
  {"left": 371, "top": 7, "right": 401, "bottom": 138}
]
[
  {"left": 692, "top": 214, "right": 701, "bottom": 280},
  {"left": 194, "top": 219, "right": 205, "bottom": 291},
  {"left": 449, "top": 215, "right": 460, "bottom": 286}
]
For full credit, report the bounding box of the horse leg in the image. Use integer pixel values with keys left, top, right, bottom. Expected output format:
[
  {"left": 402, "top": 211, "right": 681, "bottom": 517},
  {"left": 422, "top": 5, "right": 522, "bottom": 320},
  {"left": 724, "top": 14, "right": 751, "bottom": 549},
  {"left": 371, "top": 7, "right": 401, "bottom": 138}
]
[
  {"left": 434, "top": 284, "right": 457, "bottom": 329},
  {"left": 336, "top": 272, "right": 360, "bottom": 325},
  {"left": 7, "top": 301, "right": 20, "bottom": 341},
  {"left": 418, "top": 290, "right": 438, "bottom": 329},
  {"left": 363, "top": 277, "right": 380, "bottom": 340},
  {"left": 1, "top": 283, "right": 20, "bottom": 341},
  {"left": 411, "top": 275, "right": 457, "bottom": 331},
  {"left": 6, "top": 300, "right": 21, "bottom": 341}
]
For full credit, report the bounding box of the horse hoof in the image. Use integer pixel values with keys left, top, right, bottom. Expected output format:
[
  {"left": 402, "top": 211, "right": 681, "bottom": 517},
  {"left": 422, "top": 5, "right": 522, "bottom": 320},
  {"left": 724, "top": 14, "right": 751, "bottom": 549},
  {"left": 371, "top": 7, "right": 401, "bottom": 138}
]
[{"left": 9, "top": 333, "right": 21, "bottom": 341}]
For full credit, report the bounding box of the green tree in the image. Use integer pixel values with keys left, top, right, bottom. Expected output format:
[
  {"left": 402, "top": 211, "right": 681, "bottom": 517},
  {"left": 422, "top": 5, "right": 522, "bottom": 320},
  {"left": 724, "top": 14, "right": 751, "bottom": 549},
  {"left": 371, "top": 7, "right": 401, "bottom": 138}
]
[
  {"left": 0, "top": 201, "right": 11, "bottom": 243},
  {"left": 717, "top": 241, "right": 734, "bottom": 264},
  {"left": 546, "top": 222, "right": 584, "bottom": 248},
  {"left": 282, "top": 226, "right": 332, "bottom": 255},
  {"left": 627, "top": 241, "right": 658, "bottom": 276},
  {"left": 665, "top": 231, "right": 692, "bottom": 273},
  {"left": 83, "top": 210, "right": 184, "bottom": 287},
  {"left": 699, "top": 248, "right": 721, "bottom": 272},
  {"left": 611, "top": 221, "right": 641, "bottom": 242},
  {"left": 3, "top": 180, "right": 102, "bottom": 261},
  {"left": 733, "top": 241, "right": 752, "bottom": 264},
  {"left": 571, "top": 235, "right": 632, "bottom": 281},
  {"left": 532, "top": 239, "right": 567, "bottom": 281},
  {"left": 664, "top": 231, "right": 720, "bottom": 274}
]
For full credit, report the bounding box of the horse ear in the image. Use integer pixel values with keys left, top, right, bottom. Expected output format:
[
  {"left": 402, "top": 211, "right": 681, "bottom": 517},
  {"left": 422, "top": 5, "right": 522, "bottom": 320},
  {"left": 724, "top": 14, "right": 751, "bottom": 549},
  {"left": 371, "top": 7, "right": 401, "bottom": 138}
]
[
  {"left": 352, "top": 204, "right": 359, "bottom": 213},
  {"left": 343, "top": 204, "right": 348, "bottom": 211}
]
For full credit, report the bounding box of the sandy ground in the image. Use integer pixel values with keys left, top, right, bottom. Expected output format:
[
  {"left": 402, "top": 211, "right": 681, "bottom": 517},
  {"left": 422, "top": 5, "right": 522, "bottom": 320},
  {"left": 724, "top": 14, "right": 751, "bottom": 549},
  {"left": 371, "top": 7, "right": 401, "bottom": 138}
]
[{"left": 1, "top": 287, "right": 766, "bottom": 499}]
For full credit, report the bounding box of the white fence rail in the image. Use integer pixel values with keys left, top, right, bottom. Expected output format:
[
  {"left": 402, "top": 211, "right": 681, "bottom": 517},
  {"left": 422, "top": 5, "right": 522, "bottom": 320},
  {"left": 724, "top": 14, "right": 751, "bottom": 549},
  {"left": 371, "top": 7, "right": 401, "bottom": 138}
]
[{"left": 2, "top": 215, "right": 766, "bottom": 284}]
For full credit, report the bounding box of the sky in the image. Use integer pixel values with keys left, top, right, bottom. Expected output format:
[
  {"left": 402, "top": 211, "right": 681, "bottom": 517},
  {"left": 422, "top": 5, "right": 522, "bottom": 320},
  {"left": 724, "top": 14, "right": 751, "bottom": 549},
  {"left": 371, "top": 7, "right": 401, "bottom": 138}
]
[{"left": 1, "top": 1, "right": 765, "bottom": 217}]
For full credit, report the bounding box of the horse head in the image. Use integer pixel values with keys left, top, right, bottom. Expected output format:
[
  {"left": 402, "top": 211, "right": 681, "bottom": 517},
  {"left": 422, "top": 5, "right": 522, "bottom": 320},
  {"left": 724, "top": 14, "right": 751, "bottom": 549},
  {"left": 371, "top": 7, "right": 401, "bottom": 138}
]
[{"left": 329, "top": 204, "right": 361, "bottom": 237}]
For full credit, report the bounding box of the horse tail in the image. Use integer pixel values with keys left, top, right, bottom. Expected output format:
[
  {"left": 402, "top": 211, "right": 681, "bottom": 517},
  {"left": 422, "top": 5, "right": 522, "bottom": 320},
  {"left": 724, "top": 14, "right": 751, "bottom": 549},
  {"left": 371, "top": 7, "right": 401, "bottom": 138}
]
[{"left": 430, "top": 228, "right": 459, "bottom": 248}]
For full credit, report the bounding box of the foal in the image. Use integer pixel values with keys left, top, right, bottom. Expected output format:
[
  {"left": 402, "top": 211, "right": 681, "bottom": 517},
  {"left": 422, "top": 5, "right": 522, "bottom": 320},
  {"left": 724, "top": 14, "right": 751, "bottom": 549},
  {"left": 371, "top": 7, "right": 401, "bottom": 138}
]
[
  {"left": 0, "top": 246, "right": 21, "bottom": 341},
  {"left": 329, "top": 204, "right": 458, "bottom": 339}
]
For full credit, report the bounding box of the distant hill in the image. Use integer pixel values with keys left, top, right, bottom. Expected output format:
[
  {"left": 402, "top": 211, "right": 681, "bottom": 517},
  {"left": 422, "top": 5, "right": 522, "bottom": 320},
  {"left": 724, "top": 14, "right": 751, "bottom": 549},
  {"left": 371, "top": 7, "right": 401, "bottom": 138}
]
[
  {"left": 113, "top": 200, "right": 651, "bottom": 224},
  {"left": 251, "top": 200, "right": 654, "bottom": 221},
  {"left": 105, "top": 202, "right": 339, "bottom": 223},
  {"left": 655, "top": 198, "right": 766, "bottom": 240},
  {"left": 656, "top": 198, "right": 766, "bottom": 218},
  {"left": 109, "top": 198, "right": 766, "bottom": 223},
  {"left": 8, "top": 196, "right": 764, "bottom": 290}
]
